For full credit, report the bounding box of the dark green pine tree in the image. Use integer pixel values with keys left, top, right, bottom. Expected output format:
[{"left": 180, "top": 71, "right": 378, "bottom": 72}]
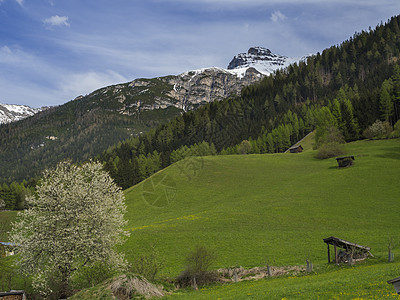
[{"left": 380, "top": 79, "right": 394, "bottom": 124}]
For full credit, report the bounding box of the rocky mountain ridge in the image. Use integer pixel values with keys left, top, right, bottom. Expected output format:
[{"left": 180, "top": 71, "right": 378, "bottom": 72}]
[
  {"left": 97, "top": 66, "right": 264, "bottom": 116},
  {"left": 83, "top": 47, "right": 299, "bottom": 116}
]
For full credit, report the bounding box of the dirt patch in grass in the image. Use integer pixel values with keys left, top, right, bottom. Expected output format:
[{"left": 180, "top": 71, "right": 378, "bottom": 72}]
[{"left": 217, "top": 265, "right": 306, "bottom": 282}]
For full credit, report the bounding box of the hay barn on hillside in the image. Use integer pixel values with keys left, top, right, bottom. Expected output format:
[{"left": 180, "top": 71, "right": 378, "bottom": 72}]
[
  {"left": 335, "top": 156, "right": 355, "bottom": 167},
  {"left": 323, "top": 236, "right": 372, "bottom": 264},
  {"left": 289, "top": 145, "right": 303, "bottom": 153}
]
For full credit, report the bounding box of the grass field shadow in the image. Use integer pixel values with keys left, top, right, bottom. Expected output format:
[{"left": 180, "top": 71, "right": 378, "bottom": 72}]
[{"left": 375, "top": 147, "right": 400, "bottom": 160}]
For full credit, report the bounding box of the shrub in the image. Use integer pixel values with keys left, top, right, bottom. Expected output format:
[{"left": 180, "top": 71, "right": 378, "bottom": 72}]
[
  {"left": 130, "top": 250, "right": 164, "bottom": 282},
  {"left": 237, "top": 140, "right": 252, "bottom": 155},
  {"left": 315, "top": 126, "right": 345, "bottom": 148},
  {"left": 176, "top": 245, "right": 218, "bottom": 287},
  {"left": 316, "top": 142, "right": 345, "bottom": 159},
  {"left": 71, "top": 262, "right": 116, "bottom": 290},
  {"left": 363, "top": 120, "right": 392, "bottom": 139}
]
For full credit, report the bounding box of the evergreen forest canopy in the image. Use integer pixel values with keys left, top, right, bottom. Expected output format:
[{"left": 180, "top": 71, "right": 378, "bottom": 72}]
[
  {"left": 1, "top": 15, "right": 400, "bottom": 204},
  {"left": 99, "top": 16, "right": 400, "bottom": 189}
]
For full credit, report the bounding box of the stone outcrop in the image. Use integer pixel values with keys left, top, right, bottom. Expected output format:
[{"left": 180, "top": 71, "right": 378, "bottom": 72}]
[{"left": 84, "top": 66, "right": 265, "bottom": 116}]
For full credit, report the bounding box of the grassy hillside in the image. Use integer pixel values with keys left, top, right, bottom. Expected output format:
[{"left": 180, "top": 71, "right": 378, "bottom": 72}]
[
  {"left": 3, "top": 139, "right": 400, "bottom": 298},
  {"left": 122, "top": 138, "right": 400, "bottom": 279}
]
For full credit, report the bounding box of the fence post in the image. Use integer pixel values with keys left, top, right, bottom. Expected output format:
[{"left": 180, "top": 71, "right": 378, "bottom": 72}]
[
  {"left": 389, "top": 249, "right": 395, "bottom": 262},
  {"left": 306, "top": 259, "right": 313, "bottom": 273},
  {"left": 267, "top": 264, "right": 272, "bottom": 277}
]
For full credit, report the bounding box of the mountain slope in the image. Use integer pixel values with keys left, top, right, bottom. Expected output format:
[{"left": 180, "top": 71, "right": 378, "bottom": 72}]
[
  {"left": 0, "top": 103, "right": 46, "bottom": 124},
  {"left": 0, "top": 47, "right": 289, "bottom": 183}
]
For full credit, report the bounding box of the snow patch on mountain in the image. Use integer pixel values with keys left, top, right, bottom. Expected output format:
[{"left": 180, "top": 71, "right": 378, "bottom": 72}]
[
  {"left": 178, "top": 47, "right": 305, "bottom": 80},
  {"left": 227, "top": 46, "right": 304, "bottom": 77},
  {"left": 0, "top": 103, "right": 45, "bottom": 124}
]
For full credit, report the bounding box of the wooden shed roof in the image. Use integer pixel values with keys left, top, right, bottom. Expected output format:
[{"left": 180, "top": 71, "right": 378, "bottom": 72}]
[
  {"left": 335, "top": 155, "right": 355, "bottom": 161},
  {"left": 323, "top": 236, "right": 370, "bottom": 251},
  {"left": 289, "top": 145, "right": 303, "bottom": 150},
  {"left": 388, "top": 276, "right": 400, "bottom": 284},
  {"left": 0, "top": 290, "right": 26, "bottom": 298}
]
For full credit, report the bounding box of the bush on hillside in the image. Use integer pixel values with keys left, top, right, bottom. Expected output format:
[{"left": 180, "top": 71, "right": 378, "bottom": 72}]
[
  {"left": 130, "top": 250, "right": 164, "bottom": 282},
  {"left": 316, "top": 142, "right": 346, "bottom": 159},
  {"left": 363, "top": 120, "right": 392, "bottom": 139},
  {"left": 316, "top": 126, "right": 345, "bottom": 148},
  {"left": 237, "top": 140, "right": 252, "bottom": 155},
  {"left": 315, "top": 126, "right": 346, "bottom": 159},
  {"left": 176, "top": 245, "right": 218, "bottom": 288}
]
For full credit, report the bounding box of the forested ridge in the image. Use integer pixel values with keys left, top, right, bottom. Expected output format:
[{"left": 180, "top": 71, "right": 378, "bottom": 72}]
[{"left": 99, "top": 16, "right": 400, "bottom": 189}]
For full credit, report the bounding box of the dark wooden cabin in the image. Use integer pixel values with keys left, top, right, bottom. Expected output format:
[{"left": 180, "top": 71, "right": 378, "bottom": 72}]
[
  {"left": 388, "top": 277, "right": 400, "bottom": 294},
  {"left": 323, "top": 236, "right": 372, "bottom": 264},
  {"left": 289, "top": 145, "right": 303, "bottom": 153},
  {"left": 335, "top": 156, "right": 355, "bottom": 167}
]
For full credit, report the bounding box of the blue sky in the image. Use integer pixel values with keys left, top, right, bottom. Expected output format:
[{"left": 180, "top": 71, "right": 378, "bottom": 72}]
[{"left": 0, "top": 0, "right": 399, "bottom": 107}]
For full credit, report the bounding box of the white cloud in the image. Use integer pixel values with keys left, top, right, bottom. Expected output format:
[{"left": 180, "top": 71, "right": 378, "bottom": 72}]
[
  {"left": 0, "top": 45, "right": 128, "bottom": 106},
  {"left": 43, "top": 15, "right": 70, "bottom": 27},
  {"left": 15, "top": 0, "right": 23, "bottom": 6},
  {"left": 271, "top": 11, "right": 286, "bottom": 22},
  {"left": 0, "top": 45, "right": 36, "bottom": 65}
]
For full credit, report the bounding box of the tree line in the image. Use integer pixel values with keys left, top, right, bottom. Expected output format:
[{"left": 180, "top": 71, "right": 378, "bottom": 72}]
[{"left": 0, "top": 180, "right": 35, "bottom": 210}]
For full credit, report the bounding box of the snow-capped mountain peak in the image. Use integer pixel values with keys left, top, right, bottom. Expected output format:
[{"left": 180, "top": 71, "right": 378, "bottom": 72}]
[
  {"left": 0, "top": 103, "right": 45, "bottom": 124},
  {"left": 227, "top": 46, "right": 301, "bottom": 76}
]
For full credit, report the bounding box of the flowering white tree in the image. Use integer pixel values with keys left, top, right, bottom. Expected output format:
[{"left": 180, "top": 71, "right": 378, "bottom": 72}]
[{"left": 10, "top": 160, "right": 130, "bottom": 298}]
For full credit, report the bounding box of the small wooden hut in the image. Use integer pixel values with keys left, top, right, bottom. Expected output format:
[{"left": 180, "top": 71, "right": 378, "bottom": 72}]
[
  {"left": 0, "top": 242, "right": 15, "bottom": 257},
  {"left": 387, "top": 277, "right": 400, "bottom": 294},
  {"left": 323, "top": 236, "right": 372, "bottom": 264},
  {"left": 335, "top": 156, "right": 355, "bottom": 167},
  {"left": 289, "top": 145, "right": 303, "bottom": 153},
  {"left": 0, "top": 290, "right": 26, "bottom": 300}
]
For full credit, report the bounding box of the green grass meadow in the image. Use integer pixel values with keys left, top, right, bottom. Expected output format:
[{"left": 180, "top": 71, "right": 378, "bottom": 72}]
[
  {"left": 123, "top": 139, "right": 400, "bottom": 271},
  {"left": 121, "top": 138, "right": 400, "bottom": 298}
]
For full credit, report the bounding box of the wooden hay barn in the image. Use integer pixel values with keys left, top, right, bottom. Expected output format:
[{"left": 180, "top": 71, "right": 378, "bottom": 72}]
[
  {"left": 323, "top": 236, "right": 372, "bottom": 264},
  {"left": 289, "top": 145, "right": 303, "bottom": 153},
  {"left": 0, "top": 290, "right": 26, "bottom": 300},
  {"left": 335, "top": 156, "right": 355, "bottom": 167}
]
